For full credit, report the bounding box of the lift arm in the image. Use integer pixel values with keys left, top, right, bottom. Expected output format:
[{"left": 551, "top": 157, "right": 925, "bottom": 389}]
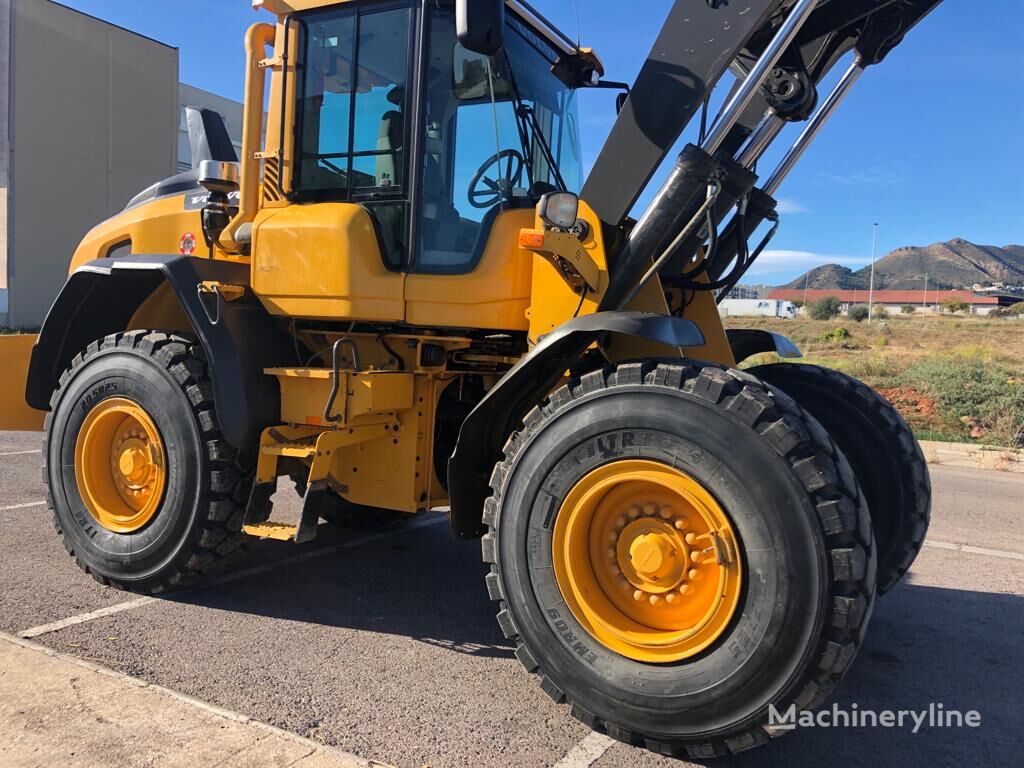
[{"left": 583, "top": 0, "right": 944, "bottom": 309}]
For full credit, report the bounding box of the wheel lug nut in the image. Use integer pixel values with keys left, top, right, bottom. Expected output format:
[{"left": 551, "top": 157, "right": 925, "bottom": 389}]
[
  {"left": 675, "top": 518, "right": 688, "bottom": 530},
  {"left": 685, "top": 533, "right": 697, "bottom": 545},
  {"left": 679, "top": 584, "right": 691, "bottom": 595},
  {"left": 691, "top": 551, "right": 701, "bottom": 564},
  {"left": 648, "top": 595, "right": 661, "bottom": 606},
  {"left": 643, "top": 502, "right": 658, "bottom": 517},
  {"left": 607, "top": 548, "right": 616, "bottom": 560},
  {"left": 607, "top": 532, "right": 617, "bottom": 544},
  {"left": 628, "top": 505, "right": 641, "bottom": 519},
  {"left": 688, "top": 569, "right": 700, "bottom": 581},
  {"left": 633, "top": 590, "right": 645, "bottom": 602},
  {"left": 666, "top": 593, "right": 679, "bottom": 604},
  {"left": 659, "top": 507, "right": 673, "bottom": 520}
]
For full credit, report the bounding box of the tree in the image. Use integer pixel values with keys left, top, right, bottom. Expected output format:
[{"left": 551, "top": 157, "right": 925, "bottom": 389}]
[
  {"left": 900, "top": 304, "right": 917, "bottom": 315},
  {"left": 942, "top": 298, "right": 970, "bottom": 314},
  {"left": 848, "top": 304, "right": 870, "bottom": 322},
  {"left": 808, "top": 296, "right": 842, "bottom": 321}
]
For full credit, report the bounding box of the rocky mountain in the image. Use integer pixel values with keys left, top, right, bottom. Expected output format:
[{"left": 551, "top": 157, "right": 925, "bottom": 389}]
[{"left": 782, "top": 239, "right": 1024, "bottom": 291}]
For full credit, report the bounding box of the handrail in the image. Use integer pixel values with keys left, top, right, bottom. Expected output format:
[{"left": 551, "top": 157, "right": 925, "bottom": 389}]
[{"left": 220, "top": 22, "right": 277, "bottom": 254}]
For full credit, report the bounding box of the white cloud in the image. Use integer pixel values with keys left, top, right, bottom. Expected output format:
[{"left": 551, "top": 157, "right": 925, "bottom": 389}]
[
  {"left": 775, "top": 198, "right": 809, "bottom": 215},
  {"left": 741, "top": 250, "right": 873, "bottom": 282}
]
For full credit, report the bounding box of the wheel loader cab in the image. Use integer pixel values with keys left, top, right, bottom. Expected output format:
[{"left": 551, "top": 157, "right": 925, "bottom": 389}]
[{"left": 252, "top": 0, "right": 585, "bottom": 331}]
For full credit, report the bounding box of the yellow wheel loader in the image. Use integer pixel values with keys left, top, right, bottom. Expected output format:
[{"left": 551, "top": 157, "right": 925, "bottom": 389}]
[{"left": 1, "top": 0, "right": 941, "bottom": 757}]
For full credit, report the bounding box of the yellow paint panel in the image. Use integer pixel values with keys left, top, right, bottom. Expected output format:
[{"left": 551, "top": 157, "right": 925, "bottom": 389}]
[
  {"left": 404, "top": 209, "right": 535, "bottom": 331},
  {"left": 252, "top": 203, "right": 405, "bottom": 321},
  {"left": 0, "top": 335, "right": 45, "bottom": 431},
  {"left": 70, "top": 195, "right": 218, "bottom": 273}
]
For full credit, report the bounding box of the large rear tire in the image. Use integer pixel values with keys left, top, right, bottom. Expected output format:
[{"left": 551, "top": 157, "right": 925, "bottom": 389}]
[
  {"left": 45, "top": 331, "right": 251, "bottom": 594},
  {"left": 749, "top": 363, "right": 930, "bottom": 594},
  {"left": 483, "top": 361, "right": 876, "bottom": 758}
]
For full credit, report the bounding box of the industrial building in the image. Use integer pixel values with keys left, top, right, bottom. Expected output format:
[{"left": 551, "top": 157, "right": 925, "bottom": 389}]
[{"left": 1, "top": 0, "right": 245, "bottom": 328}]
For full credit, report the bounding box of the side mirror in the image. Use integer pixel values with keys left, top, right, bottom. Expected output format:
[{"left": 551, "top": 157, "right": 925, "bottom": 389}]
[{"left": 456, "top": 0, "right": 505, "bottom": 56}]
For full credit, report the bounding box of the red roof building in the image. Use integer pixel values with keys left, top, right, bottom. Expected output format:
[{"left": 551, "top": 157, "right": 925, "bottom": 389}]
[{"left": 766, "top": 288, "right": 1019, "bottom": 314}]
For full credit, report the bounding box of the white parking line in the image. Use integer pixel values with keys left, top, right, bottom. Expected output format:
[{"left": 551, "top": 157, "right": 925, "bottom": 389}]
[
  {"left": 0, "top": 500, "right": 46, "bottom": 511},
  {"left": 19, "top": 598, "right": 157, "bottom": 639},
  {"left": 924, "top": 539, "right": 1024, "bottom": 562},
  {"left": 17, "top": 513, "right": 448, "bottom": 639},
  {"left": 0, "top": 449, "right": 41, "bottom": 456},
  {"left": 553, "top": 732, "right": 615, "bottom": 768}
]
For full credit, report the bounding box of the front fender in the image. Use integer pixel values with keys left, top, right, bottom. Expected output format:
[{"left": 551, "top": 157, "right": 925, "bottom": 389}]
[
  {"left": 726, "top": 328, "right": 802, "bottom": 364},
  {"left": 27, "top": 255, "right": 294, "bottom": 449},
  {"left": 447, "top": 312, "right": 705, "bottom": 539}
]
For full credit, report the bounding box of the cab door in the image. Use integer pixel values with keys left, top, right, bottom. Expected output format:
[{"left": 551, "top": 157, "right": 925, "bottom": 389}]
[{"left": 253, "top": 1, "right": 415, "bottom": 322}]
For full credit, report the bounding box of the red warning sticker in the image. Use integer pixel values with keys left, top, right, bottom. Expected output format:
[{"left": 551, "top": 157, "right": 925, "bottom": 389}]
[{"left": 180, "top": 232, "right": 197, "bottom": 256}]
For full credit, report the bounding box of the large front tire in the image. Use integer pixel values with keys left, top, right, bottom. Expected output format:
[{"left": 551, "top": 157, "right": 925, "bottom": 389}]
[
  {"left": 45, "top": 331, "right": 251, "bottom": 594},
  {"left": 483, "top": 362, "right": 876, "bottom": 758},
  {"left": 749, "top": 363, "right": 930, "bottom": 594}
]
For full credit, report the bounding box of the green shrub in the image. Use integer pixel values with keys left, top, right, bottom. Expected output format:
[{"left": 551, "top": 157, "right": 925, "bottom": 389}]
[
  {"left": 873, "top": 335, "right": 890, "bottom": 347},
  {"left": 942, "top": 298, "right": 971, "bottom": 314},
  {"left": 900, "top": 304, "right": 917, "bottom": 315},
  {"left": 848, "top": 304, "right": 869, "bottom": 322},
  {"left": 819, "top": 326, "right": 852, "bottom": 345},
  {"left": 901, "top": 358, "right": 1024, "bottom": 446},
  {"left": 1009, "top": 302, "right": 1024, "bottom": 316},
  {"left": 873, "top": 305, "right": 889, "bottom": 320},
  {"left": 809, "top": 296, "right": 842, "bottom": 320}
]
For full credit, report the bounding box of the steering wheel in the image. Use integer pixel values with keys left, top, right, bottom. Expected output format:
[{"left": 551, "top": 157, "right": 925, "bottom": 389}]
[{"left": 468, "top": 149, "right": 526, "bottom": 209}]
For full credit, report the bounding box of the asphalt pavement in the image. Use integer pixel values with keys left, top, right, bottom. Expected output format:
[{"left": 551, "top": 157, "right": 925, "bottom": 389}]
[{"left": 0, "top": 429, "right": 1021, "bottom": 768}]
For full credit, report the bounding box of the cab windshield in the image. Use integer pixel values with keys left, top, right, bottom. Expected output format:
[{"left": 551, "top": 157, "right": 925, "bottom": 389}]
[{"left": 416, "top": 8, "right": 583, "bottom": 273}]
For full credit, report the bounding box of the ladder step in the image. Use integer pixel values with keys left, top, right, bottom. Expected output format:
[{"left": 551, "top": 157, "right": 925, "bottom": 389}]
[
  {"left": 242, "top": 522, "right": 302, "bottom": 542},
  {"left": 264, "top": 442, "right": 317, "bottom": 458}
]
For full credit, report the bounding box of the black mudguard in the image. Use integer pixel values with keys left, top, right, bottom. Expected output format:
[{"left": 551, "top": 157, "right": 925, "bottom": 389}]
[
  {"left": 447, "top": 312, "right": 705, "bottom": 539},
  {"left": 26, "top": 255, "right": 294, "bottom": 449},
  {"left": 726, "top": 328, "right": 803, "bottom": 365}
]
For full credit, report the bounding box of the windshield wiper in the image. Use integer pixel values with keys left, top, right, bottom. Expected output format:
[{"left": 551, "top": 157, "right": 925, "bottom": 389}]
[{"left": 502, "top": 52, "right": 568, "bottom": 194}]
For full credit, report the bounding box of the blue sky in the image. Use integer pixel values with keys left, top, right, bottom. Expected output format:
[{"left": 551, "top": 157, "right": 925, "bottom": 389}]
[{"left": 57, "top": 0, "right": 1024, "bottom": 284}]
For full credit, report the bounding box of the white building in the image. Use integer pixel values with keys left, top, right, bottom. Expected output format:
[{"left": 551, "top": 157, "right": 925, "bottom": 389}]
[{"left": 1, "top": 0, "right": 245, "bottom": 327}]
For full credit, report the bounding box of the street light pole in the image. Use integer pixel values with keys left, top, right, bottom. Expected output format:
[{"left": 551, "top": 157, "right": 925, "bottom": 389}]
[{"left": 868, "top": 222, "right": 878, "bottom": 324}]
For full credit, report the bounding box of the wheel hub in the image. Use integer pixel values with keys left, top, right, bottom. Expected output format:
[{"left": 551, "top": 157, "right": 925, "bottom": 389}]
[
  {"left": 553, "top": 460, "right": 743, "bottom": 662},
  {"left": 75, "top": 398, "right": 166, "bottom": 534}
]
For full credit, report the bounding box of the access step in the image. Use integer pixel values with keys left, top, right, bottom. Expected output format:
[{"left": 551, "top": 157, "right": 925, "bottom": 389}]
[{"left": 241, "top": 521, "right": 303, "bottom": 542}]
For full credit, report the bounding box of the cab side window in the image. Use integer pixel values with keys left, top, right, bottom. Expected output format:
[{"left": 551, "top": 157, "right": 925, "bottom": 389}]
[{"left": 294, "top": 3, "right": 412, "bottom": 267}]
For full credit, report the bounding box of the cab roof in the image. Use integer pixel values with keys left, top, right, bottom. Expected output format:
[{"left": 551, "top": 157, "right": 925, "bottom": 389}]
[{"left": 253, "top": 0, "right": 578, "bottom": 57}]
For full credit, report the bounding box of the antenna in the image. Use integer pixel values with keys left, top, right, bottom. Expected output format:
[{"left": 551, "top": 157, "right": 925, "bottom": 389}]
[{"left": 572, "top": 0, "right": 582, "bottom": 47}]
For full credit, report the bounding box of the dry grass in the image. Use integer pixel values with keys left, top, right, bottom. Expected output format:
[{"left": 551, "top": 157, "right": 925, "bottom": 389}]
[{"left": 726, "top": 314, "right": 1024, "bottom": 446}]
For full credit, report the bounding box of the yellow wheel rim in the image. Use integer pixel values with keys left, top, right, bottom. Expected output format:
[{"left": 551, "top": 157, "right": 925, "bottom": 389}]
[
  {"left": 74, "top": 398, "right": 166, "bottom": 534},
  {"left": 552, "top": 460, "right": 742, "bottom": 663}
]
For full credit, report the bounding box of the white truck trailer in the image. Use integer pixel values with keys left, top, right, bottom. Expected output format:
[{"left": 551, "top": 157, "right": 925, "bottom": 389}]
[{"left": 719, "top": 299, "right": 799, "bottom": 319}]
